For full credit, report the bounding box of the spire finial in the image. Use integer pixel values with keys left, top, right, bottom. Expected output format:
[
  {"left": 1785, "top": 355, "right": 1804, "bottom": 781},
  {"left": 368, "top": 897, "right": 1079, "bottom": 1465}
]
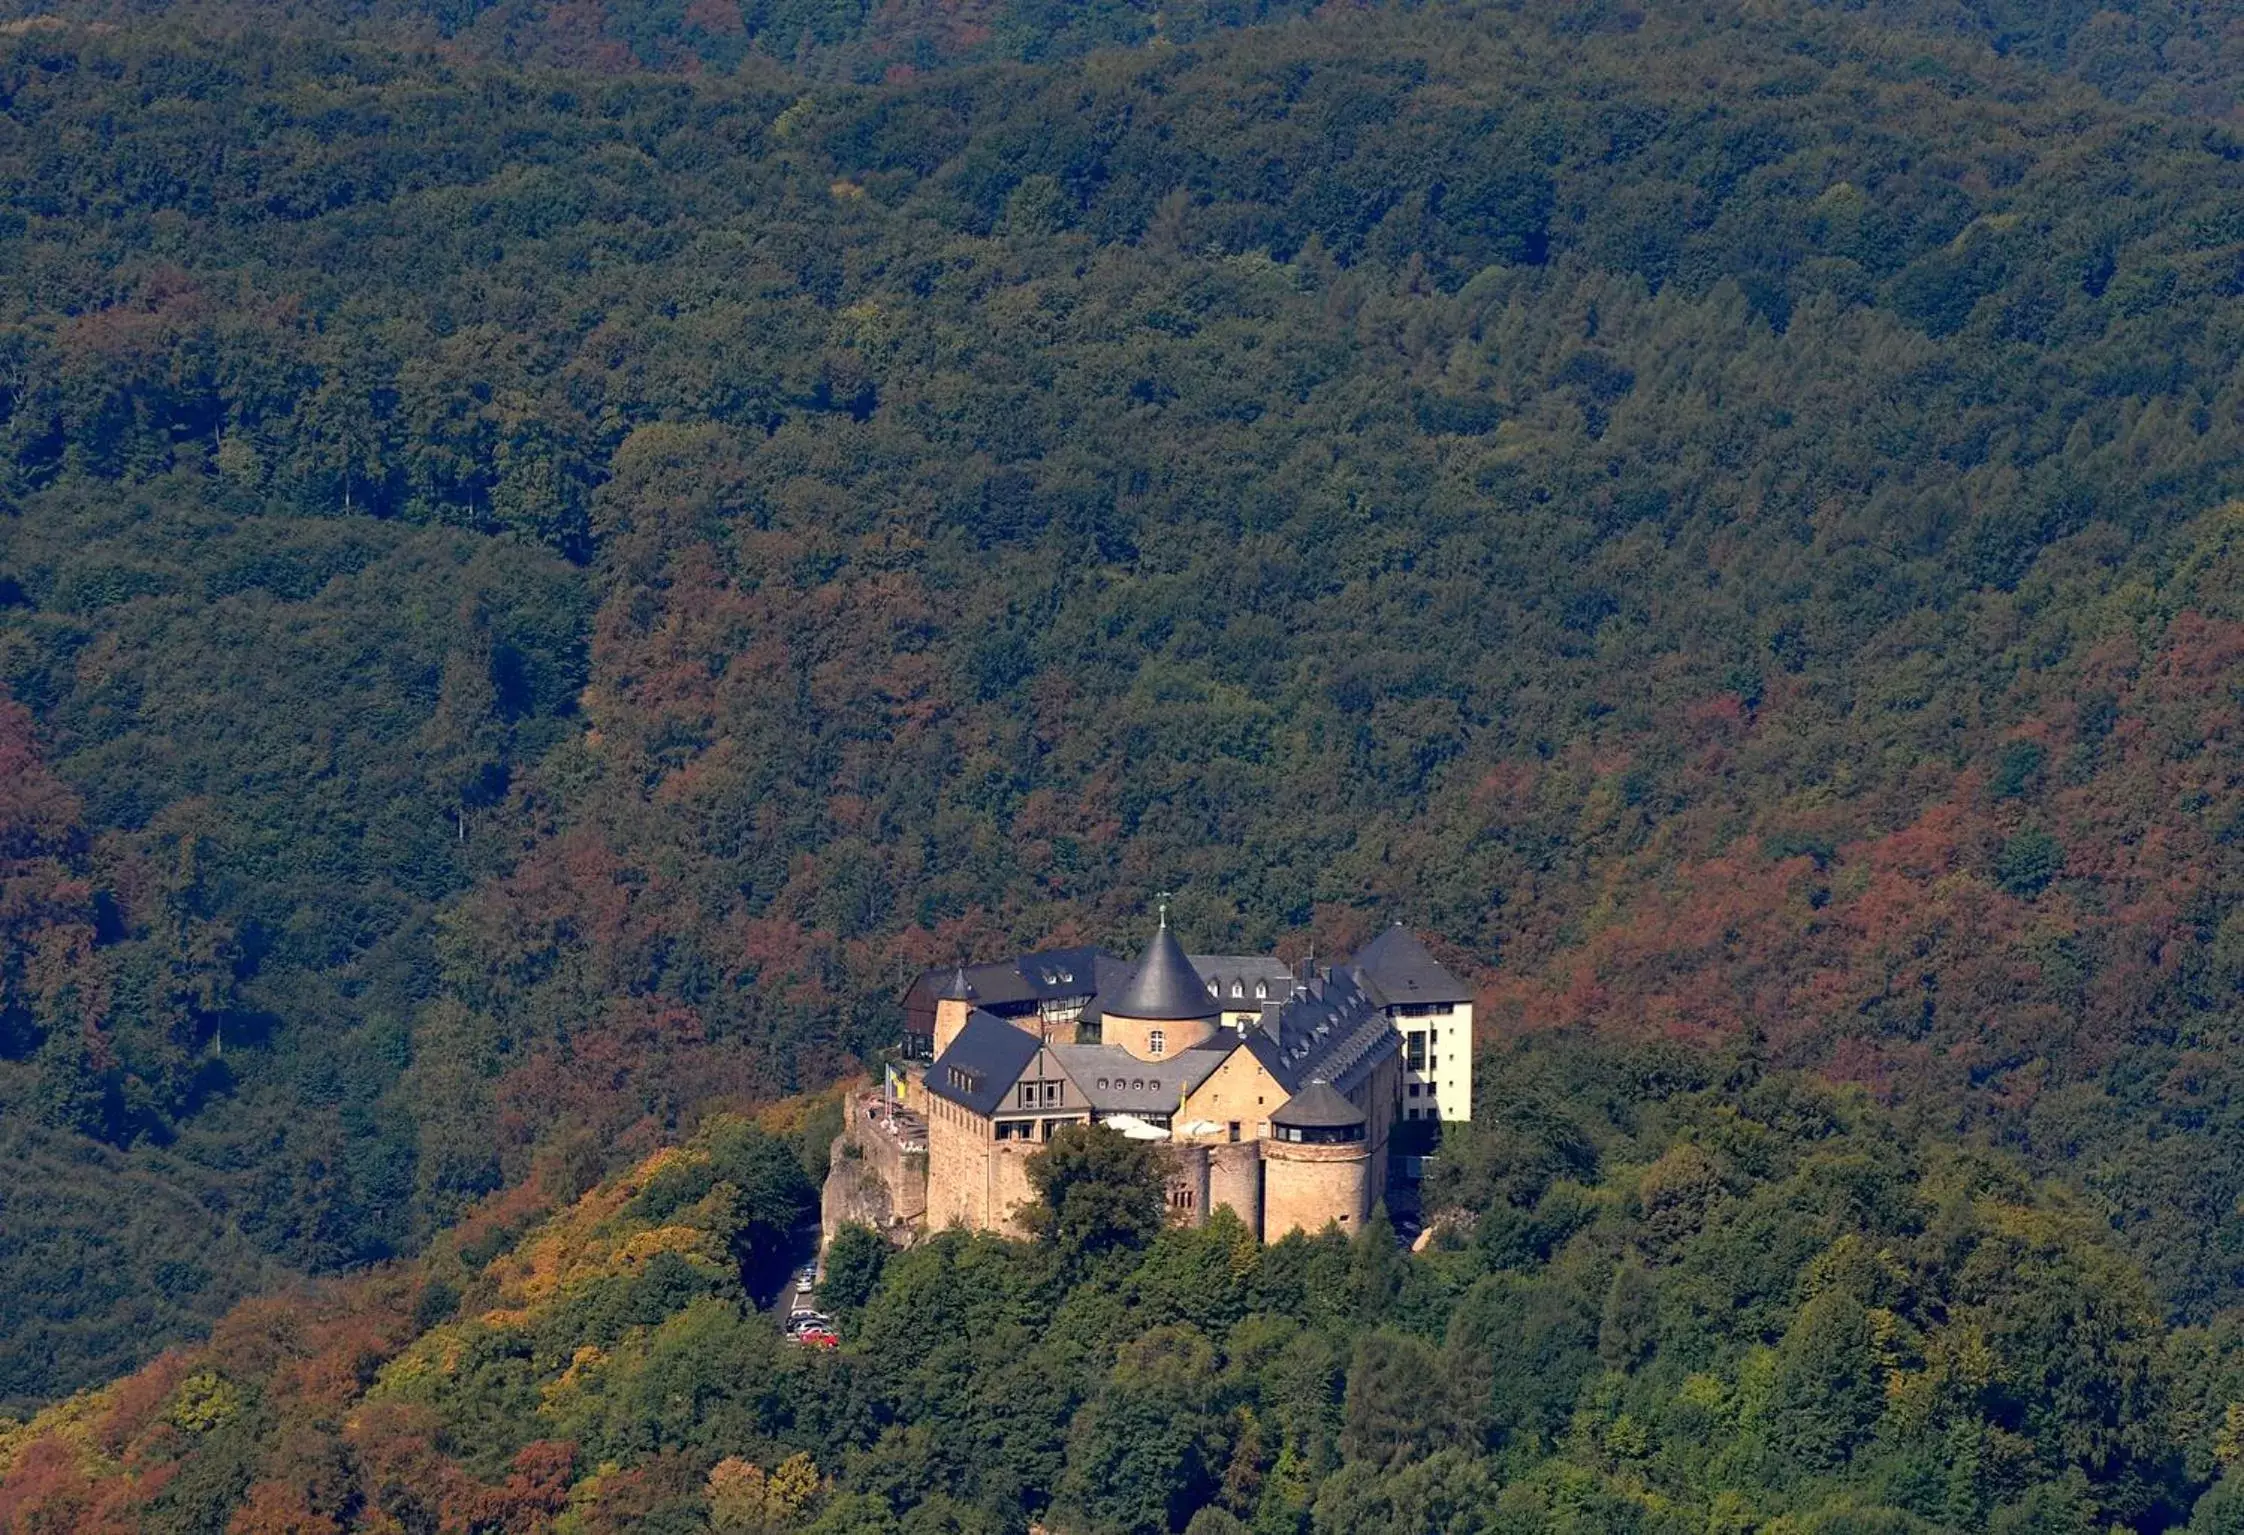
[{"left": 1156, "top": 890, "right": 1172, "bottom": 928}]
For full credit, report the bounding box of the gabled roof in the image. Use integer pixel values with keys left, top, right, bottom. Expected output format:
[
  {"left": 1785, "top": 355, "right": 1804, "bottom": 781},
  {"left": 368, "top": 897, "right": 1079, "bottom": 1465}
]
[
  {"left": 1103, "top": 920, "right": 1222, "bottom": 1022},
  {"left": 1242, "top": 969, "right": 1400, "bottom": 1097},
  {"left": 904, "top": 946, "right": 1127, "bottom": 1013},
  {"left": 923, "top": 1009, "right": 1042, "bottom": 1117},
  {"left": 1272, "top": 1079, "right": 1366, "bottom": 1130},
  {"left": 1346, "top": 923, "right": 1474, "bottom": 1007},
  {"left": 1192, "top": 955, "right": 1295, "bottom": 1007},
  {"left": 1047, "top": 1042, "right": 1232, "bottom": 1115}
]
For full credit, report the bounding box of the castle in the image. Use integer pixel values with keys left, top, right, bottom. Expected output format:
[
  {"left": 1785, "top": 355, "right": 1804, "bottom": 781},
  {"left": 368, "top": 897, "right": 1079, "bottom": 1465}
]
[{"left": 827, "top": 912, "right": 1474, "bottom": 1248}]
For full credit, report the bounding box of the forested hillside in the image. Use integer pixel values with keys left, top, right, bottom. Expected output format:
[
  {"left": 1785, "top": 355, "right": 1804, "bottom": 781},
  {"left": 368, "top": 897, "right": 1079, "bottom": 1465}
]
[
  {"left": 14, "top": 1047, "right": 2244, "bottom": 1534},
  {"left": 12, "top": 0, "right": 2244, "bottom": 1421}
]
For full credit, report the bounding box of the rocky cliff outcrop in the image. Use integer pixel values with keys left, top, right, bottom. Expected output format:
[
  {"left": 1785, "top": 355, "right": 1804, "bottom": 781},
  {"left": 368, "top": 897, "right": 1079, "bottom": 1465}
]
[{"left": 821, "top": 1094, "right": 928, "bottom": 1251}]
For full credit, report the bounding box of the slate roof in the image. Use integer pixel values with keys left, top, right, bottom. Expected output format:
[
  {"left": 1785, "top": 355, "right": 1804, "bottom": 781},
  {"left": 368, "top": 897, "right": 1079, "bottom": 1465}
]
[
  {"left": 1242, "top": 969, "right": 1400, "bottom": 1097},
  {"left": 910, "top": 927, "right": 1466, "bottom": 1117},
  {"left": 920, "top": 968, "right": 1409, "bottom": 1126},
  {"left": 1272, "top": 1079, "right": 1366, "bottom": 1129},
  {"left": 1346, "top": 922, "right": 1475, "bottom": 1007},
  {"left": 1192, "top": 954, "right": 1296, "bottom": 1008},
  {"left": 1047, "top": 1043, "right": 1231, "bottom": 1115},
  {"left": 923, "top": 1009, "right": 1043, "bottom": 1117},
  {"left": 1103, "top": 921, "right": 1222, "bottom": 1022},
  {"left": 906, "top": 946, "right": 1127, "bottom": 1014}
]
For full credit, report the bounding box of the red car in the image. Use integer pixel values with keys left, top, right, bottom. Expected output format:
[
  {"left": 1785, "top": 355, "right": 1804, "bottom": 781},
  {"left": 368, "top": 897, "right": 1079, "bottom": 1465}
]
[{"left": 795, "top": 1327, "right": 839, "bottom": 1348}]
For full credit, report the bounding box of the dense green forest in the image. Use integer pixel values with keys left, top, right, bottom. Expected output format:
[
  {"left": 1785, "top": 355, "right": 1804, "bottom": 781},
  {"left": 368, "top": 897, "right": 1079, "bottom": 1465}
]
[
  {"left": 16, "top": 1042, "right": 2244, "bottom": 1533},
  {"left": 12, "top": 0, "right": 2244, "bottom": 1473}
]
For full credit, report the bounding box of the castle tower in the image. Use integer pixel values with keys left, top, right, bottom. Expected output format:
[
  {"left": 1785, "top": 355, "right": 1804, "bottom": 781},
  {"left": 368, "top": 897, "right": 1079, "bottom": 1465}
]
[
  {"left": 1261, "top": 1081, "right": 1371, "bottom": 1243},
  {"left": 932, "top": 965, "right": 977, "bottom": 1057},
  {"left": 1208, "top": 1141, "right": 1263, "bottom": 1235},
  {"left": 1099, "top": 909, "right": 1221, "bottom": 1062}
]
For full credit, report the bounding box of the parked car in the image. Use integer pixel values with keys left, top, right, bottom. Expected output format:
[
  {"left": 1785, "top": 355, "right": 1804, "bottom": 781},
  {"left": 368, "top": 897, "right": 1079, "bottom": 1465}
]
[
  {"left": 797, "top": 1268, "right": 817, "bottom": 1292},
  {"left": 787, "top": 1310, "right": 833, "bottom": 1336},
  {"left": 794, "top": 1327, "right": 839, "bottom": 1349}
]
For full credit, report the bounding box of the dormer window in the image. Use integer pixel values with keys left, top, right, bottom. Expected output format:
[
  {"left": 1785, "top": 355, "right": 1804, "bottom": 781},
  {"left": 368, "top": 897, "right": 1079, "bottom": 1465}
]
[
  {"left": 1231, "top": 981, "right": 1244, "bottom": 998},
  {"left": 1207, "top": 980, "right": 1219, "bottom": 996},
  {"left": 1255, "top": 981, "right": 1268, "bottom": 1000}
]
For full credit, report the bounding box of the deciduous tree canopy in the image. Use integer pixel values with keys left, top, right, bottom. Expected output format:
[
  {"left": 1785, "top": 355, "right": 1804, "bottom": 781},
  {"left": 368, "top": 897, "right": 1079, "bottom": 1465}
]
[{"left": 10, "top": 0, "right": 2244, "bottom": 1446}]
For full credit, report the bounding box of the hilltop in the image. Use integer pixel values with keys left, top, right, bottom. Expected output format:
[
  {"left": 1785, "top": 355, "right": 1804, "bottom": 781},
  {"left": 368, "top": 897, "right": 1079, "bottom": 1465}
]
[
  {"left": 13, "top": 0, "right": 2244, "bottom": 1412},
  {"left": 15, "top": 1048, "right": 2244, "bottom": 1534}
]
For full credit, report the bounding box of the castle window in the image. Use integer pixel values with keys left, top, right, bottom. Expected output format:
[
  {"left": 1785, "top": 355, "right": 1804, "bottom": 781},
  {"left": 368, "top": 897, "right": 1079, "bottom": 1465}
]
[
  {"left": 1207, "top": 981, "right": 1219, "bottom": 996},
  {"left": 1097, "top": 1078, "right": 1109, "bottom": 1090},
  {"left": 1019, "top": 1083, "right": 1036, "bottom": 1108},
  {"left": 1132, "top": 1079, "right": 1145, "bottom": 1092},
  {"left": 1255, "top": 981, "right": 1267, "bottom": 1000},
  {"left": 1149, "top": 1029, "right": 1166, "bottom": 1056},
  {"left": 1228, "top": 1121, "right": 1240, "bottom": 1142},
  {"left": 1409, "top": 1083, "right": 1421, "bottom": 1097},
  {"left": 1043, "top": 1081, "right": 1062, "bottom": 1105},
  {"left": 1406, "top": 1032, "right": 1426, "bottom": 1071},
  {"left": 1231, "top": 981, "right": 1243, "bottom": 998}
]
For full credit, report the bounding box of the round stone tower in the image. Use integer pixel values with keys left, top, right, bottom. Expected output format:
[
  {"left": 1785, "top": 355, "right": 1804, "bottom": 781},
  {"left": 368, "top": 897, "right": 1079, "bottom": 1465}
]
[
  {"left": 1100, "top": 911, "right": 1221, "bottom": 1062},
  {"left": 1208, "top": 1141, "right": 1263, "bottom": 1234},
  {"left": 1261, "top": 1080, "right": 1370, "bottom": 1243},
  {"left": 932, "top": 964, "right": 977, "bottom": 1057}
]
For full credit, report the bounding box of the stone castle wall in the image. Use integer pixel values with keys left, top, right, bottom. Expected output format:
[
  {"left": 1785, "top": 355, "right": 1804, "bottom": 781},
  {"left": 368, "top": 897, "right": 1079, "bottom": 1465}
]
[
  {"left": 923, "top": 1092, "right": 984, "bottom": 1231},
  {"left": 1101, "top": 1011, "right": 1217, "bottom": 1062},
  {"left": 822, "top": 1094, "right": 929, "bottom": 1251},
  {"left": 986, "top": 1141, "right": 1041, "bottom": 1237},
  {"left": 923, "top": 1095, "right": 1042, "bottom": 1237},
  {"left": 1262, "top": 1140, "right": 1370, "bottom": 1243},
  {"left": 1167, "top": 1143, "right": 1211, "bottom": 1224},
  {"left": 1209, "top": 1142, "right": 1262, "bottom": 1232}
]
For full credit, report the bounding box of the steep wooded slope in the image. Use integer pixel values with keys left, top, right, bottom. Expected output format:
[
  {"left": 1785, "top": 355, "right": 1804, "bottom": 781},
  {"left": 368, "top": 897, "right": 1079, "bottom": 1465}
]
[
  {"left": 10, "top": 0, "right": 2244, "bottom": 1400},
  {"left": 10, "top": 1051, "right": 2244, "bottom": 1534}
]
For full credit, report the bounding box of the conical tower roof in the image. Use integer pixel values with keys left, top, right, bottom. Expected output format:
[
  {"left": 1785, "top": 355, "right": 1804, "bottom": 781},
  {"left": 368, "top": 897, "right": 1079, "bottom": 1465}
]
[
  {"left": 1104, "top": 912, "right": 1220, "bottom": 1022},
  {"left": 938, "top": 964, "right": 977, "bottom": 1002}
]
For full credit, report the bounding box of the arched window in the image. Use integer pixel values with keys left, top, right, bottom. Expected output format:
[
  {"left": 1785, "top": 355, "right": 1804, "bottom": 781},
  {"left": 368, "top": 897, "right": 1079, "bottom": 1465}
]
[{"left": 1255, "top": 981, "right": 1268, "bottom": 1000}]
